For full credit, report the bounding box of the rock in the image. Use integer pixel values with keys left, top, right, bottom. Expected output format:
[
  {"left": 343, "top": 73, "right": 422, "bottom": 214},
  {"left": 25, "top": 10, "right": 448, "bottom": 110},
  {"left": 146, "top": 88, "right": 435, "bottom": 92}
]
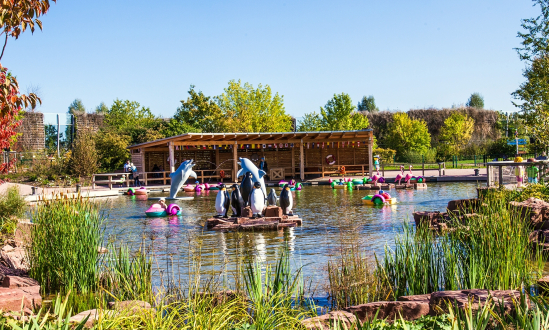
[
  {"left": 414, "top": 183, "right": 427, "bottom": 189},
  {"left": 1, "top": 246, "right": 14, "bottom": 253},
  {"left": 264, "top": 206, "right": 283, "bottom": 218},
  {"left": 343, "top": 301, "right": 430, "bottom": 322},
  {"left": 447, "top": 199, "right": 480, "bottom": 214},
  {"left": 301, "top": 311, "right": 356, "bottom": 330},
  {"left": 14, "top": 222, "right": 34, "bottom": 247},
  {"left": 69, "top": 309, "right": 100, "bottom": 328},
  {"left": 1, "top": 247, "right": 29, "bottom": 272},
  {"left": 240, "top": 220, "right": 278, "bottom": 231},
  {"left": 429, "top": 289, "right": 522, "bottom": 315},
  {"left": 413, "top": 211, "right": 442, "bottom": 228},
  {"left": 97, "top": 247, "right": 108, "bottom": 254},
  {"left": 0, "top": 287, "right": 41, "bottom": 312},
  {"left": 108, "top": 300, "right": 151, "bottom": 312},
  {"left": 538, "top": 276, "right": 549, "bottom": 294},
  {"left": 397, "top": 294, "right": 431, "bottom": 303},
  {"left": 241, "top": 207, "right": 253, "bottom": 218},
  {"left": 2, "top": 276, "right": 39, "bottom": 288},
  {"left": 510, "top": 198, "right": 549, "bottom": 229},
  {"left": 395, "top": 184, "right": 407, "bottom": 189}
]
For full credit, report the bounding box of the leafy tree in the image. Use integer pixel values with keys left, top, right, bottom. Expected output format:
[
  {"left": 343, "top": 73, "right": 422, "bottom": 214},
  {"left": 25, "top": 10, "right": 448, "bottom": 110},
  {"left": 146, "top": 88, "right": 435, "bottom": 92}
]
[
  {"left": 70, "top": 132, "right": 98, "bottom": 177},
  {"left": 357, "top": 95, "right": 379, "bottom": 113},
  {"left": 94, "top": 102, "right": 108, "bottom": 113},
  {"left": 320, "top": 93, "right": 369, "bottom": 131},
  {"left": 439, "top": 112, "right": 475, "bottom": 155},
  {"left": 516, "top": 0, "right": 549, "bottom": 62},
  {"left": 102, "top": 99, "right": 166, "bottom": 145},
  {"left": 297, "top": 112, "right": 323, "bottom": 131},
  {"left": 68, "top": 99, "right": 85, "bottom": 114},
  {"left": 466, "top": 93, "right": 484, "bottom": 108},
  {"left": 164, "top": 85, "right": 224, "bottom": 135},
  {"left": 512, "top": 56, "right": 549, "bottom": 149},
  {"left": 217, "top": 80, "right": 292, "bottom": 132},
  {"left": 44, "top": 124, "right": 60, "bottom": 153},
  {"left": 94, "top": 130, "right": 130, "bottom": 171},
  {"left": 385, "top": 112, "right": 431, "bottom": 155},
  {"left": 0, "top": 0, "right": 50, "bottom": 173}
]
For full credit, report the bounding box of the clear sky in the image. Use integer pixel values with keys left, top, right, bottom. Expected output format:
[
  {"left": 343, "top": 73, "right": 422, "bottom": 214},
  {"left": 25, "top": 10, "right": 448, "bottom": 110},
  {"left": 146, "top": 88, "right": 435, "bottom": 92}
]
[{"left": 2, "top": 0, "right": 541, "bottom": 119}]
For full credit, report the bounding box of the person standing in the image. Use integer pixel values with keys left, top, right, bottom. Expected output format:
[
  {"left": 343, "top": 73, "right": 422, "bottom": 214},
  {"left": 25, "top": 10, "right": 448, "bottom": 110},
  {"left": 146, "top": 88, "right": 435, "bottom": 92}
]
[
  {"left": 259, "top": 157, "right": 268, "bottom": 179},
  {"left": 131, "top": 163, "right": 141, "bottom": 187}
]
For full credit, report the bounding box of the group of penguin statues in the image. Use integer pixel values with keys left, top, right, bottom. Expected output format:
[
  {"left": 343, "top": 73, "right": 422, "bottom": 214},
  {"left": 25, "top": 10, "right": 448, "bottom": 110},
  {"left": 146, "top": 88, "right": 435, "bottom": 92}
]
[{"left": 215, "top": 157, "right": 293, "bottom": 219}]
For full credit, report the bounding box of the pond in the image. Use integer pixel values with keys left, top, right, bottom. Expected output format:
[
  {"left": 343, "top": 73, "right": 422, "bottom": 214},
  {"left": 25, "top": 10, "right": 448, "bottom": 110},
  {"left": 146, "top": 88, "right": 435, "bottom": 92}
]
[{"left": 102, "top": 182, "right": 479, "bottom": 296}]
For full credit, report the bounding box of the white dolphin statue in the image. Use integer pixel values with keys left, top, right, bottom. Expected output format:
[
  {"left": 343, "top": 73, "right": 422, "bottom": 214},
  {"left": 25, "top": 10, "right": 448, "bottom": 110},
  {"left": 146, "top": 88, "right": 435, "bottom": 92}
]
[
  {"left": 169, "top": 159, "right": 197, "bottom": 198},
  {"left": 237, "top": 157, "right": 267, "bottom": 198}
]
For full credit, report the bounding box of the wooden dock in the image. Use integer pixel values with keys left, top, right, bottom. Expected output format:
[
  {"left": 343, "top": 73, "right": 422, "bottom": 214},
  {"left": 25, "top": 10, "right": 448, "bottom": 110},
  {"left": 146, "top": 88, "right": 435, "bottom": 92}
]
[{"left": 205, "top": 214, "right": 302, "bottom": 232}]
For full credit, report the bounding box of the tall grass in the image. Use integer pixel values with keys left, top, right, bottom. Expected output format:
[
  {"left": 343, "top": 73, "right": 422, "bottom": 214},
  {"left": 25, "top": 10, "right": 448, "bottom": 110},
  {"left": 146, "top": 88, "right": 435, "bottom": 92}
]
[
  {"left": 0, "top": 185, "right": 26, "bottom": 235},
  {"left": 27, "top": 196, "right": 104, "bottom": 294},
  {"left": 378, "top": 197, "right": 543, "bottom": 299},
  {"left": 327, "top": 244, "right": 388, "bottom": 309}
]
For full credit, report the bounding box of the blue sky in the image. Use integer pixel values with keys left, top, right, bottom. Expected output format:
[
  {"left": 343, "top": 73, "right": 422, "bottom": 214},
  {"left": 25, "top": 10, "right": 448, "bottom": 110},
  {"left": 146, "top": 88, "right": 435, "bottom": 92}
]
[{"left": 2, "top": 0, "right": 540, "bottom": 119}]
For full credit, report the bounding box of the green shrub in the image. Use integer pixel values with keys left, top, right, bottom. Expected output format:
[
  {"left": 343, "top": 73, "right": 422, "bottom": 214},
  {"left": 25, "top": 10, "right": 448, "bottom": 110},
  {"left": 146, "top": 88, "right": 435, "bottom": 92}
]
[
  {"left": 27, "top": 197, "right": 104, "bottom": 294},
  {"left": 397, "top": 148, "right": 437, "bottom": 163},
  {"left": 373, "top": 148, "right": 396, "bottom": 164},
  {"left": 0, "top": 186, "right": 26, "bottom": 235}
]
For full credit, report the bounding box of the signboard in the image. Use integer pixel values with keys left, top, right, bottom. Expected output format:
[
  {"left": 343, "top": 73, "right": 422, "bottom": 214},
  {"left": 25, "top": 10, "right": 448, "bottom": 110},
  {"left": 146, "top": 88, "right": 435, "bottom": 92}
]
[{"left": 507, "top": 139, "right": 527, "bottom": 146}]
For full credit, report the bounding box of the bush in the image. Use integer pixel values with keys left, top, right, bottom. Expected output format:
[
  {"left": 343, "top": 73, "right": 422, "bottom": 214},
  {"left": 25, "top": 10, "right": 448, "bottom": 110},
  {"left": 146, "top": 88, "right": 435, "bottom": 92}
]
[
  {"left": 373, "top": 148, "right": 396, "bottom": 164},
  {"left": 397, "top": 148, "right": 437, "bottom": 163},
  {"left": 485, "top": 138, "right": 516, "bottom": 157},
  {"left": 0, "top": 186, "right": 26, "bottom": 235},
  {"left": 94, "top": 129, "right": 131, "bottom": 171},
  {"left": 71, "top": 132, "right": 99, "bottom": 177}
]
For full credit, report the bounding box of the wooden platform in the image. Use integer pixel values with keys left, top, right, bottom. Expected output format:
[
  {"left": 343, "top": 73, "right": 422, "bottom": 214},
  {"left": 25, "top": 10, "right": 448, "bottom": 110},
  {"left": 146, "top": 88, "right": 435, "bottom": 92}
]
[{"left": 205, "top": 215, "right": 303, "bottom": 232}]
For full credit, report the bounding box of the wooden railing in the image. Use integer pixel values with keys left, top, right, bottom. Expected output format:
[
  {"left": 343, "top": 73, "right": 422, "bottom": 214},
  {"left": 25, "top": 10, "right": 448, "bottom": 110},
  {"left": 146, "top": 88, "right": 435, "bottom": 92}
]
[{"left": 140, "top": 169, "right": 234, "bottom": 186}]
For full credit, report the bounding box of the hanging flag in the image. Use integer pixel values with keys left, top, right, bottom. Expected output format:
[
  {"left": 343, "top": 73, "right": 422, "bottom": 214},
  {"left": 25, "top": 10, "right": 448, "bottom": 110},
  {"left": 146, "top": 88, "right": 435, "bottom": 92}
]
[
  {"left": 307, "top": 143, "right": 310, "bottom": 149},
  {"left": 322, "top": 142, "right": 324, "bottom": 148},
  {"left": 263, "top": 144, "right": 266, "bottom": 148},
  {"left": 357, "top": 141, "right": 360, "bottom": 147},
  {"left": 291, "top": 143, "right": 294, "bottom": 148},
  {"left": 285, "top": 143, "right": 288, "bottom": 148}
]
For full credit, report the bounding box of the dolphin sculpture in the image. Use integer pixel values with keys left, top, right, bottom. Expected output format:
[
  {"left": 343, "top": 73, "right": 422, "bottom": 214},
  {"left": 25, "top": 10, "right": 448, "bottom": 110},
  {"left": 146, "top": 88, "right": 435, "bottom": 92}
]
[
  {"left": 237, "top": 157, "right": 267, "bottom": 198},
  {"left": 169, "top": 159, "right": 197, "bottom": 198}
]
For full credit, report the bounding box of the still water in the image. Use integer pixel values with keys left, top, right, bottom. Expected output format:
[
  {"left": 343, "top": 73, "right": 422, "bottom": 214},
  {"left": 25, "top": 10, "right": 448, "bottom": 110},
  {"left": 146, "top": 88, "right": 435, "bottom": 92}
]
[{"left": 102, "top": 182, "right": 478, "bottom": 294}]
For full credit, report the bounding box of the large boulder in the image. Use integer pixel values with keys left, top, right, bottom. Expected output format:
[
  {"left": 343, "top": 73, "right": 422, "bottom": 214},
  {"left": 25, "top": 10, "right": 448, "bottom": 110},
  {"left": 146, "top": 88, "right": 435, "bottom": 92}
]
[
  {"left": 0, "top": 287, "right": 41, "bottom": 312},
  {"left": 1, "top": 247, "right": 29, "bottom": 272},
  {"left": 2, "top": 276, "right": 39, "bottom": 288},
  {"left": 429, "top": 289, "right": 522, "bottom": 314},
  {"left": 69, "top": 309, "right": 100, "bottom": 328},
  {"left": 343, "top": 301, "right": 430, "bottom": 322},
  {"left": 301, "top": 311, "right": 356, "bottom": 330},
  {"left": 397, "top": 294, "right": 431, "bottom": 303},
  {"left": 509, "top": 198, "right": 549, "bottom": 229},
  {"left": 107, "top": 300, "right": 151, "bottom": 312}
]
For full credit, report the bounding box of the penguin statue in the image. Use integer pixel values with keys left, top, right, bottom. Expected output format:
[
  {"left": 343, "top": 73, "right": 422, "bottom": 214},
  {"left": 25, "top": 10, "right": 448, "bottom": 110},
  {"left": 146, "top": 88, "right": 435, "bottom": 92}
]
[
  {"left": 249, "top": 181, "right": 266, "bottom": 218},
  {"left": 215, "top": 184, "right": 231, "bottom": 218},
  {"left": 267, "top": 188, "right": 278, "bottom": 206},
  {"left": 230, "top": 184, "right": 245, "bottom": 217},
  {"left": 279, "top": 184, "right": 293, "bottom": 216},
  {"left": 240, "top": 172, "right": 254, "bottom": 207}
]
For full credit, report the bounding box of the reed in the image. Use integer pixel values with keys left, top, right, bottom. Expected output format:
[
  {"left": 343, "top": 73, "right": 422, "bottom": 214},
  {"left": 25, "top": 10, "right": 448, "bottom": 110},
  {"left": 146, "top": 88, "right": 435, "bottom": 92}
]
[
  {"left": 327, "top": 243, "right": 388, "bottom": 309},
  {"left": 378, "top": 196, "right": 543, "bottom": 299},
  {"left": 27, "top": 196, "right": 104, "bottom": 294}
]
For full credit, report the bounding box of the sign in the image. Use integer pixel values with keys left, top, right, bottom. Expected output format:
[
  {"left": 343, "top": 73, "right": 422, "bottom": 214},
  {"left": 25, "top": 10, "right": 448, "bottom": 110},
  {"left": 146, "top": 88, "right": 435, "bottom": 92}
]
[{"left": 507, "top": 139, "right": 527, "bottom": 146}]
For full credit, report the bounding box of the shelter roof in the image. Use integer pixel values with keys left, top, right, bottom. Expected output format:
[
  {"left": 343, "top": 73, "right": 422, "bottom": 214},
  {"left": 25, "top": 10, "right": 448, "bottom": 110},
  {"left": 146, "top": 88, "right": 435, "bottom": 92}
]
[{"left": 128, "top": 130, "right": 373, "bottom": 149}]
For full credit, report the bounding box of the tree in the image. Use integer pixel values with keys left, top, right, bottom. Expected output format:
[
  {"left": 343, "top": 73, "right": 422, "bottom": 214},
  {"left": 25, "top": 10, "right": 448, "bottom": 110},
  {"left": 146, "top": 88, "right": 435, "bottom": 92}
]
[
  {"left": 217, "top": 80, "right": 292, "bottom": 132},
  {"left": 439, "top": 112, "right": 475, "bottom": 155},
  {"left": 514, "top": 1, "right": 549, "bottom": 149},
  {"left": 512, "top": 56, "right": 549, "bottom": 149},
  {"left": 466, "top": 93, "right": 484, "bottom": 108},
  {"left": 71, "top": 132, "right": 98, "bottom": 177},
  {"left": 94, "top": 102, "right": 108, "bottom": 114},
  {"left": 94, "top": 130, "right": 131, "bottom": 171},
  {"left": 164, "top": 85, "right": 224, "bottom": 135},
  {"left": 357, "top": 95, "right": 379, "bottom": 113},
  {"left": 320, "top": 93, "right": 369, "bottom": 131},
  {"left": 297, "top": 112, "right": 323, "bottom": 131},
  {"left": 68, "top": 99, "right": 85, "bottom": 114},
  {"left": 385, "top": 112, "right": 431, "bottom": 155},
  {"left": 0, "top": 0, "right": 54, "bottom": 174}
]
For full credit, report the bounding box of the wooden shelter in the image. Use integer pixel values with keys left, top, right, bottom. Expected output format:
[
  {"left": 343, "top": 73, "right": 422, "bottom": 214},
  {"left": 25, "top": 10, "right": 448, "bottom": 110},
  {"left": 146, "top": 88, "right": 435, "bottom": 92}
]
[{"left": 127, "top": 130, "right": 374, "bottom": 185}]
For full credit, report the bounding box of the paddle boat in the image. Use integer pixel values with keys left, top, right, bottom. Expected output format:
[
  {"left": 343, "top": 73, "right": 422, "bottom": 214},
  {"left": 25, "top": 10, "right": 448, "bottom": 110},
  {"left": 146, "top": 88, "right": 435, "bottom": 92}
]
[
  {"left": 182, "top": 184, "right": 195, "bottom": 192},
  {"left": 362, "top": 190, "right": 396, "bottom": 205},
  {"left": 331, "top": 181, "right": 353, "bottom": 189},
  {"left": 125, "top": 187, "right": 148, "bottom": 196},
  {"left": 145, "top": 203, "right": 181, "bottom": 217}
]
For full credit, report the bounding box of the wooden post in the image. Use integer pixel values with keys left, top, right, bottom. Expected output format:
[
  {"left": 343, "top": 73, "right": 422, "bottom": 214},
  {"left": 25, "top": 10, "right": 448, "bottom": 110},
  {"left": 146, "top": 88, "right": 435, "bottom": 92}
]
[
  {"left": 168, "top": 142, "right": 175, "bottom": 173},
  {"left": 291, "top": 146, "right": 295, "bottom": 177},
  {"left": 299, "top": 140, "right": 304, "bottom": 181},
  {"left": 321, "top": 146, "right": 324, "bottom": 178},
  {"left": 368, "top": 136, "right": 374, "bottom": 176},
  {"left": 498, "top": 165, "right": 503, "bottom": 186},
  {"left": 487, "top": 165, "right": 492, "bottom": 186},
  {"left": 233, "top": 143, "right": 238, "bottom": 182},
  {"left": 215, "top": 147, "right": 220, "bottom": 178}
]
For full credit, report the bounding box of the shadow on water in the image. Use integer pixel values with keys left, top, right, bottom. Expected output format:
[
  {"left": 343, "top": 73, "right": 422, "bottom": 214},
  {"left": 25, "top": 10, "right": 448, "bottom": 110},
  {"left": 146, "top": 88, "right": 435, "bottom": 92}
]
[{"left": 103, "top": 182, "right": 479, "bottom": 297}]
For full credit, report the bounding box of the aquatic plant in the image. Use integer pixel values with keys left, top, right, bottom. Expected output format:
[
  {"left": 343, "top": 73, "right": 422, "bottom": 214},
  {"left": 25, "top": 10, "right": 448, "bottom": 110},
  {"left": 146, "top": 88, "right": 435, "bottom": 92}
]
[
  {"left": 0, "top": 185, "right": 26, "bottom": 235},
  {"left": 27, "top": 196, "right": 104, "bottom": 294},
  {"left": 378, "top": 197, "right": 543, "bottom": 299}
]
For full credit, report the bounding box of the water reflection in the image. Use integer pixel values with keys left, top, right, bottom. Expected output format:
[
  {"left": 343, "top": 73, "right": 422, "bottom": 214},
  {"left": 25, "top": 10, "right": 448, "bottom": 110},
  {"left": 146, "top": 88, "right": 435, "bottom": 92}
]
[{"left": 104, "top": 182, "right": 478, "bottom": 293}]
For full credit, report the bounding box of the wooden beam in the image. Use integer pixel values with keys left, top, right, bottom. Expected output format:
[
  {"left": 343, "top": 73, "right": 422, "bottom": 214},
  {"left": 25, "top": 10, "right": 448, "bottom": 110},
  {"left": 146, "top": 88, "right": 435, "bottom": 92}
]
[
  {"left": 292, "top": 145, "right": 295, "bottom": 178},
  {"left": 233, "top": 143, "right": 238, "bottom": 182},
  {"left": 368, "top": 137, "right": 374, "bottom": 176},
  {"left": 168, "top": 142, "right": 175, "bottom": 173},
  {"left": 300, "top": 140, "right": 305, "bottom": 181}
]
